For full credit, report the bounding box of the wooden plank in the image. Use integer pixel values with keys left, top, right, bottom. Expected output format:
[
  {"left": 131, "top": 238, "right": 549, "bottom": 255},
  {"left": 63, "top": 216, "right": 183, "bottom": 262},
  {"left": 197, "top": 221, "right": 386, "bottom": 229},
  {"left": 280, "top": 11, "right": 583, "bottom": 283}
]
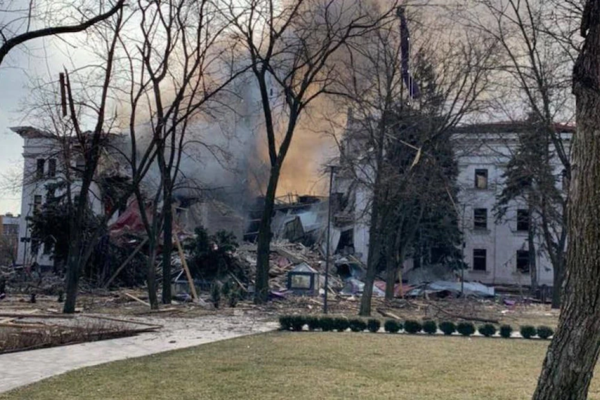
[
  {"left": 124, "top": 293, "right": 150, "bottom": 307},
  {"left": 0, "top": 312, "right": 73, "bottom": 319},
  {"left": 0, "top": 323, "right": 55, "bottom": 329},
  {"left": 84, "top": 314, "right": 163, "bottom": 328},
  {"left": 174, "top": 233, "right": 198, "bottom": 301},
  {"left": 0, "top": 309, "right": 39, "bottom": 324},
  {"left": 104, "top": 238, "right": 149, "bottom": 288}
]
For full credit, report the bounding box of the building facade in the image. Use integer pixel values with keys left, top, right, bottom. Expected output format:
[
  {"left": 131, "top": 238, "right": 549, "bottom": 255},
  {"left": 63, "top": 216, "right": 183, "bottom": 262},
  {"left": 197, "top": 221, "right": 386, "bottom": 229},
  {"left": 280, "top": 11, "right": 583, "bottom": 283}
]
[
  {"left": 333, "top": 120, "right": 572, "bottom": 288},
  {"left": 12, "top": 126, "right": 125, "bottom": 269}
]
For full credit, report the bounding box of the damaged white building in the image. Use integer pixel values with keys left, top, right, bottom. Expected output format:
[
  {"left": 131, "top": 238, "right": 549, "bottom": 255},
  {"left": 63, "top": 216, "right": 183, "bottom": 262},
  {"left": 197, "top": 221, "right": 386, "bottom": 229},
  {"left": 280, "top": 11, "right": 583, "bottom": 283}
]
[{"left": 332, "top": 120, "right": 573, "bottom": 288}]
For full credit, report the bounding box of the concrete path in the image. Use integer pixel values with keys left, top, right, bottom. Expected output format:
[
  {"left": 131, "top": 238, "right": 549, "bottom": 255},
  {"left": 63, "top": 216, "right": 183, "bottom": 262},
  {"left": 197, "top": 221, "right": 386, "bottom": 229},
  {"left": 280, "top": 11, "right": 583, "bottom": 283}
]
[{"left": 0, "top": 315, "right": 277, "bottom": 393}]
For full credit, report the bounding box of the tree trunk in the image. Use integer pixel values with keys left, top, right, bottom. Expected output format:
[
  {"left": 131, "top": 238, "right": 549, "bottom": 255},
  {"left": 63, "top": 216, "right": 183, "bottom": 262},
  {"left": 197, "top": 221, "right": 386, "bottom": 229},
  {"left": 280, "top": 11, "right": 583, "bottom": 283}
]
[
  {"left": 359, "top": 202, "right": 383, "bottom": 316},
  {"left": 384, "top": 232, "right": 397, "bottom": 301},
  {"left": 146, "top": 237, "right": 159, "bottom": 310},
  {"left": 254, "top": 165, "right": 281, "bottom": 304},
  {"left": 533, "top": 7, "right": 600, "bottom": 397},
  {"left": 161, "top": 189, "right": 173, "bottom": 304},
  {"left": 551, "top": 257, "right": 564, "bottom": 309},
  {"left": 63, "top": 240, "right": 82, "bottom": 314},
  {"left": 528, "top": 199, "right": 538, "bottom": 296}
]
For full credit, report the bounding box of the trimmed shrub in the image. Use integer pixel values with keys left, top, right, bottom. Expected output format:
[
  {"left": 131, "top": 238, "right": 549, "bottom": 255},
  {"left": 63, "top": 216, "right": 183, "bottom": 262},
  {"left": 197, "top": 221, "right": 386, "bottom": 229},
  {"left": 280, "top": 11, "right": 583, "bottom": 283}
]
[
  {"left": 404, "top": 320, "right": 422, "bottom": 334},
  {"left": 333, "top": 317, "right": 350, "bottom": 332},
  {"left": 499, "top": 325, "right": 513, "bottom": 339},
  {"left": 290, "top": 315, "right": 306, "bottom": 331},
  {"left": 306, "top": 316, "right": 320, "bottom": 331},
  {"left": 367, "top": 319, "right": 381, "bottom": 333},
  {"left": 439, "top": 321, "right": 456, "bottom": 336},
  {"left": 279, "top": 315, "right": 293, "bottom": 331},
  {"left": 320, "top": 316, "right": 335, "bottom": 332},
  {"left": 457, "top": 322, "right": 476, "bottom": 336},
  {"left": 478, "top": 324, "right": 497, "bottom": 337},
  {"left": 423, "top": 320, "right": 438, "bottom": 335},
  {"left": 537, "top": 326, "right": 554, "bottom": 340},
  {"left": 384, "top": 319, "right": 402, "bottom": 333},
  {"left": 349, "top": 319, "right": 367, "bottom": 332},
  {"left": 520, "top": 325, "right": 537, "bottom": 339}
]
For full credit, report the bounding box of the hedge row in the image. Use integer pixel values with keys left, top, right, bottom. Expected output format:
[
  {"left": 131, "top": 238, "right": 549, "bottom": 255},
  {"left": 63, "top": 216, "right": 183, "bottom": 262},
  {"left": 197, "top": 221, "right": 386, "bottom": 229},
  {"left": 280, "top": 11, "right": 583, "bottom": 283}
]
[{"left": 279, "top": 315, "right": 554, "bottom": 339}]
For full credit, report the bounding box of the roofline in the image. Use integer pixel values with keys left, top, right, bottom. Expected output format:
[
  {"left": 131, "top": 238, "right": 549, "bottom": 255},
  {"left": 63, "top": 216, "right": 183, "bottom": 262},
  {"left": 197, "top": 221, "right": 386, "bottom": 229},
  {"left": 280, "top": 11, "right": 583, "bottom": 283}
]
[
  {"left": 451, "top": 122, "right": 576, "bottom": 134},
  {"left": 10, "top": 126, "right": 54, "bottom": 139}
]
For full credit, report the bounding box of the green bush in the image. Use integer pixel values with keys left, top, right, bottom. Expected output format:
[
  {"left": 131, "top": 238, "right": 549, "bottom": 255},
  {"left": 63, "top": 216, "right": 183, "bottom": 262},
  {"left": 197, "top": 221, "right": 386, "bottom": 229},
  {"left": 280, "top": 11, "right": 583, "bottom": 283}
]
[
  {"left": 423, "top": 320, "right": 438, "bottom": 335},
  {"left": 384, "top": 320, "right": 402, "bottom": 333},
  {"left": 457, "top": 322, "right": 476, "bottom": 336},
  {"left": 320, "top": 316, "right": 335, "bottom": 332},
  {"left": 306, "top": 316, "right": 320, "bottom": 331},
  {"left": 367, "top": 319, "right": 381, "bottom": 333},
  {"left": 349, "top": 319, "right": 367, "bottom": 332},
  {"left": 289, "top": 315, "right": 306, "bottom": 331},
  {"left": 333, "top": 317, "right": 350, "bottom": 332},
  {"left": 520, "top": 325, "right": 537, "bottom": 339},
  {"left": 478, "top": 324, "right": 497, "bottom": 337},
  {"left": 499, "top": 325, "right": 513, "bottom": 339},
  {"left": 279, "top": 315, "right": 293, "bottom": 331},
  {"left": 439, "top": 321, "right": 456, "bottom": 336},
  {"left": 537, "top": 326, "right": 554, "bottom": 340},
  {"left": 404, "top": 320, "right": 422, "bottom": 334}
]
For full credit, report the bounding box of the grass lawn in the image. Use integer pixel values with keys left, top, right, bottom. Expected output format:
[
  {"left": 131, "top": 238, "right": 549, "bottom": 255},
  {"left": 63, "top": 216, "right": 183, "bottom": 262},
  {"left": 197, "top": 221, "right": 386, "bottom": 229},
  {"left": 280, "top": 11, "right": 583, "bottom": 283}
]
[{"left": 3, "top": 332, "right": 600, "bottom": 400}]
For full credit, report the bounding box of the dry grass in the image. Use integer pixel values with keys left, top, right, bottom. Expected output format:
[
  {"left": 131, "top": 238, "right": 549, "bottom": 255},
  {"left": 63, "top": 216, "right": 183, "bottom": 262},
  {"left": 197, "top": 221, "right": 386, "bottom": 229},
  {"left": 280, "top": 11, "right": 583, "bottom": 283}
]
[{"left": 3, "top": 331, "right": 600, "bottom": 400}]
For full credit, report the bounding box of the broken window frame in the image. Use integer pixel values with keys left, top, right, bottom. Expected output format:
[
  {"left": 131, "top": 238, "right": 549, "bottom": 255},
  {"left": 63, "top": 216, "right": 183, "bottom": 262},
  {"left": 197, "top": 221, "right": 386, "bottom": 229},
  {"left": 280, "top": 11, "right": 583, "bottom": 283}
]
[
  {"left": 473, "top": 208, "right": 488, "bottom": 230},
  {"left": 474, "top": 169, "right": 488, "bottom": 189},
  {"left": 473, "top": 249, "right": 487, "bottom": 271}
]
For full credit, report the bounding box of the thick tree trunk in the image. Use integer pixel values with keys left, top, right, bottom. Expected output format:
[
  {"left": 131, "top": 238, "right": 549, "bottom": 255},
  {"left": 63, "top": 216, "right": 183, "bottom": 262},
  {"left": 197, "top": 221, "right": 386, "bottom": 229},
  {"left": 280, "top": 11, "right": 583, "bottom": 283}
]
[
  {"left": 533, "top": 7, "right": 600, "bottom": 397},
  {"left": 551, "top": 257, "right": 564, "bottom": 309},
  {"left": 254, "top": 165, "right": 280, "bottom": 304},
  {"left": 161, "top": 189, "right": 173, "bottom": 304}
]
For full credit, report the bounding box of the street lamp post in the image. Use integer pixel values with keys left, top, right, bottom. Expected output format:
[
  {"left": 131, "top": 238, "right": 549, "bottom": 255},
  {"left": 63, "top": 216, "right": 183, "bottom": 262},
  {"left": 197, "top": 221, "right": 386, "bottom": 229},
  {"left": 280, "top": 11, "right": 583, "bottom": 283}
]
[{"left": 323, "top": 165, "right": 337, "bottom": 314}]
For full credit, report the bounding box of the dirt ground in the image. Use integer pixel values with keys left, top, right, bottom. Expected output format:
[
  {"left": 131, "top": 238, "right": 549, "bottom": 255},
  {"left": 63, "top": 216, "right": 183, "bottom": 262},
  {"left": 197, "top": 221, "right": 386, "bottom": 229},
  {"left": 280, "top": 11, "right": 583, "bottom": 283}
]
[{"left": 0, "top": 290, "right": 560, "bottom": 328}]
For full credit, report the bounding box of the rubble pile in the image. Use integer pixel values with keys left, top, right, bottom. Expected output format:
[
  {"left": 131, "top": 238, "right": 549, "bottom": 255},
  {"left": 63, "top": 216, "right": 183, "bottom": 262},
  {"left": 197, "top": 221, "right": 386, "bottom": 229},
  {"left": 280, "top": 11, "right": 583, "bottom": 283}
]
[{"left": 233, "top": 241, "right": 344, "bottom": 293}]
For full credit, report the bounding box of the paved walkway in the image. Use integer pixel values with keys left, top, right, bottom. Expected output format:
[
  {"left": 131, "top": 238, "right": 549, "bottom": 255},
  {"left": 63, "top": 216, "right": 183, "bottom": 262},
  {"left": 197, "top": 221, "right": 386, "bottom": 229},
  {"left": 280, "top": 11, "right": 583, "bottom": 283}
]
[{"left": 0, "top": 315, "right": 277, "bottom": 393}]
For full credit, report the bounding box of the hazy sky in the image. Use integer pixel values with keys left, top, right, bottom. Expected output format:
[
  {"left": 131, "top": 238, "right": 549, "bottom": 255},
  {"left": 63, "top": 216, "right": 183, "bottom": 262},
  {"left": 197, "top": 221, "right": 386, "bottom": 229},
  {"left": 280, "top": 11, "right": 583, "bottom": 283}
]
[{"left": 0, "top": 35, "right": 71, "bottom": 215}]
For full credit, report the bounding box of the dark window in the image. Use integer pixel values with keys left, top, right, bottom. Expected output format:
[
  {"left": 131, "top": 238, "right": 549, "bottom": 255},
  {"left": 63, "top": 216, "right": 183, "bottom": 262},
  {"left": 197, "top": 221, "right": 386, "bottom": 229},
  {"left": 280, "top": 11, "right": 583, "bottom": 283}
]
[
  {"left": 473, "top": 249, "right": 487, "bottom": 271},
  {"left": 36, "top": 159, "right": 45, "bottom": 179},
  {"left": 474, "top": 208, "right": 488, "bottom": 230},
  {"left": 48, "top": 159, "right": 57, "bottom": 177},
  {"left": 516, "top": 250, "right": 530, "bottom": 274},
  {"left": 475, "top": 169, "right": 488, "bottom": 189},
  {"left": 517, "top": 209, "right": 529, "bottom": 232}
]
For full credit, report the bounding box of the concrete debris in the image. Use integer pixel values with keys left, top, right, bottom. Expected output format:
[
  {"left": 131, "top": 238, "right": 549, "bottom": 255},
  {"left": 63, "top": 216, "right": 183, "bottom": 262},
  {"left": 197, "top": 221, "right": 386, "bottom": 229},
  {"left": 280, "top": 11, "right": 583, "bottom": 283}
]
[{"left": 406, "top": 281, "right": 495, "bottom": 298}]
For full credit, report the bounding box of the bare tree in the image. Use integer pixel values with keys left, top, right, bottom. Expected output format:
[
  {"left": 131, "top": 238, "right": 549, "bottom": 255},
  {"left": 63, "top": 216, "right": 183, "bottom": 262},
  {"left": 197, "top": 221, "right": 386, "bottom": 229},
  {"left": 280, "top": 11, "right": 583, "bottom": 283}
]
[
  {"left": 332, "top": 5, "right": 496, "bottom": 315},
  {"left": 220, "top": 0, "right": 398, "bottom": 303},
  {"left": 122, "top": 0, "right": 242, "bottom": 308},
  {"left": 0, "top": 0, "right": 125, "bottom": 66},
  {"left": 468, "top": 0, "right": 582, "bottom": 307},
  {"left": 533, "top": 1, "right": 600, "bottom": 398}
]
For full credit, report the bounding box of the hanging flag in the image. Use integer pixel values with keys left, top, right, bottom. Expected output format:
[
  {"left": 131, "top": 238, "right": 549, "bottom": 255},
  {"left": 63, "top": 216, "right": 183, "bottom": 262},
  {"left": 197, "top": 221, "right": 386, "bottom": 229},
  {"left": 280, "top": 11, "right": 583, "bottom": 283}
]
[{"left": 397, "top": 6, "right": 420, "bottom": 99}]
